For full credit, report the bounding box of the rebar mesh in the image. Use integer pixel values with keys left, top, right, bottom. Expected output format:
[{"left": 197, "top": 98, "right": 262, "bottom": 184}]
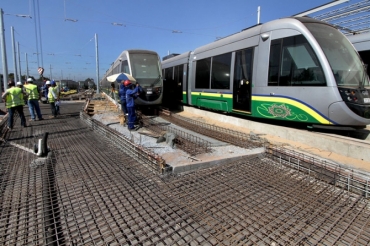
[
  {"left": 0, "top": 101, "right": 370, "bottom": 245},
  {"left": 159, "top": 111, "right": 265, "bottom": 149}
]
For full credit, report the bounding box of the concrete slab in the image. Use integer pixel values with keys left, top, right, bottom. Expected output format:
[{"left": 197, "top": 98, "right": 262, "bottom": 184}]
[
  {"left": 169, "top": 147, "right": 265, "bottom": 174},
  {"left": 91, "top": 110, "right": 266, "bottom": 174},
  {"left": 180, "top": 106, "right": 370, "bottom": 171},
  {"left": 153, "top": 116, "right": 229, "bottom": 147}
]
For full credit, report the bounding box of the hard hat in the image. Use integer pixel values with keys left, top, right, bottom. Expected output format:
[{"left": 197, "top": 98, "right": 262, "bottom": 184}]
[
  {"left": 16, "top": 81, "right": 23, "bottom": 86},
  {"left": 50, "top": 81, "right": 56, "bottom": 85},
  {"left": 27, "top": 78, "right": 33, "bottom": 82},
  {"left": 46, "top": 81, "right": 51, "bottom": 85},
  {"left": 124, "top": 80, "right": 131, "bottom": 86}
]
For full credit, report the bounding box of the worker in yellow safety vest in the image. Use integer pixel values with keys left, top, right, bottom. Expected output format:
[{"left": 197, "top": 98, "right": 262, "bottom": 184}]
[
  {"left": 24, "top": 78, "right": 44, "bottom": 121},
  {"left": 47, "top": 80, "right": 59, "bottom": 118},
  {"left": 1, "top": 81, "right": 27, "bottom": 129}
]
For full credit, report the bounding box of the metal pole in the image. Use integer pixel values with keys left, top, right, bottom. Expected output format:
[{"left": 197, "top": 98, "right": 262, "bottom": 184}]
[
  {"left": 95, "top": 33, "right": 100, "bottom": 94},
  {"left": 0, "top": 8, "right": 9, "bottom": 96},
  {"left": 25, "top": 53, "right": 29, "bottom": 79},
  {"left": 257, "top": 6, "right": 260, "bottom": 24},
  {"left": 36, "top": 0, "right": 43, "bottom": 68},
  {"left": 11, "top": 26, "right": 18, "bottom": 82},
  {"left": 17, "top": 42, "right": 22, "bottom": 82},
  {"left": 32, "top": 0, "right": 40, "bottom": 67}
]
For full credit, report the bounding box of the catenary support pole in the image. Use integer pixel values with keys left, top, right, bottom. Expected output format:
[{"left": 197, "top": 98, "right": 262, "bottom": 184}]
[
  {"left": 11, "top": 26, "right": 18, "bottom": 82},
  {"left": 0, "top": 8, "right": 9, "bottom": 96},
  {"left": 25, "top": 53, "right": 29, "bottom": 79},
  {"left": 17, "top": 42, "right": 22, "bottom": 82},
  {"left": 95, "top": 33, "right": 99, "bottom": 94}
]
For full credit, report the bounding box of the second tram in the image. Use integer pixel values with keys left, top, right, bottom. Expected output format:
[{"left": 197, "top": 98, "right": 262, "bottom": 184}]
[{"left": 101, "top": 49, "right": 163, "bottom": 107}]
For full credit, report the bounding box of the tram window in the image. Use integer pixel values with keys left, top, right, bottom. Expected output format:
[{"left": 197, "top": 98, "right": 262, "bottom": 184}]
[
  {"left": 174, "top": 65, "right": 184, "bottom": 86},
  {"left": 195, "top": 58, "right": 211, "bottom": 89},
  {"left": 268, "top": 40, "right": 282, "bottom": 86},
  {"left": 211, "top": 53, "right": 231, "bottom": 89},
  {"left": 358, "top": 50, "right": 370, "bottom": 79},
  {"left": 174, "top": 66, "right": 179, "bottom": 82},
  {"left": 130, "top": 54, "right": 160, "bottom": 79},
  {"left": 121, "top": 60, "right": 129, "bottom": 74},
  {"left": 268, "top": 35, "right": 326, "bottom": 86},
  {"left": 164, "top": 67, "right": 173, "bottom": 82}
]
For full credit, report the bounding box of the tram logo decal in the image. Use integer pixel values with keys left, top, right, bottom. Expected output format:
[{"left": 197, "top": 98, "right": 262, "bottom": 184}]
[
  {"left": 253, "top": 95, "right": 334, "bottom": 124},
  {"left": 258, "top": 103, "right": 309, "bottom": 122},
  {"left": 267, "top": 104, "right": 291, "bottom": 118}
]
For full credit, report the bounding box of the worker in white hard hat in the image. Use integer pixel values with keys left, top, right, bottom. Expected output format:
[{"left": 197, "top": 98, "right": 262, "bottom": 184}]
[
  {"left": 16, "top": 81, "right": 28, "bottom": 104},
  {"left": 47, "top": 80, "right": 59, "bottom": 118},
  {"left": 1, "top": 81, "right": 27, "bottom": 129},
  {"left": 42, "top": 80, "right": 50, "bottom": 104},
  {"left": 24, "top": 78, "right": 44, "bottom": 121}
]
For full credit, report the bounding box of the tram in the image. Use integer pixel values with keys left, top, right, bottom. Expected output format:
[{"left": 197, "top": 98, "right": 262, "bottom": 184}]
[
  {"left": 162, "top": 17, "right": 370, "bottom": 127},
  {"left": 101, "top": 49, "right": 163, "bottom": 107}
]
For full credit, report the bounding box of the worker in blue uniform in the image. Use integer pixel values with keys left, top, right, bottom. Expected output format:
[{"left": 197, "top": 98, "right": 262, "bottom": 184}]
[
  {"left": 126, "top": 81, "right": 142, "bottom": 131},
  {"left": 118, "top": 80, "right": 130, "bottom": 116}
]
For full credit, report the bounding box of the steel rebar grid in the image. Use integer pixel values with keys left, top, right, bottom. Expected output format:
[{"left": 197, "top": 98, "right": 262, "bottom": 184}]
[
  {"left": 80, "top": 111, "right": 167, "bottom": 173},
  {"left": 138, "top": 112, "right": 212, "bottom": 156},
  {"left": 159, "top": 111, "right": 265, "bottom": 150},
  {"left": 1, "top": 102, "right": 370, "bottom": 245},
  {"left": 161, "top": 157, "right": 370, "bottom": 245},
  {"left": 268, "top": 146, "right": 370, "bottom": 199}
]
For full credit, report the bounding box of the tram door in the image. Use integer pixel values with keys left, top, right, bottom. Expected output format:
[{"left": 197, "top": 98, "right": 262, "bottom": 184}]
[{"left": 233, "top": 48, "right": 254, "bottom": 113}]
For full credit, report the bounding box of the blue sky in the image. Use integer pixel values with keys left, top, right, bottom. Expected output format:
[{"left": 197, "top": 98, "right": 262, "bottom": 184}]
[{"left": 0, "top": 0, "right": 361, "bottom": 81}]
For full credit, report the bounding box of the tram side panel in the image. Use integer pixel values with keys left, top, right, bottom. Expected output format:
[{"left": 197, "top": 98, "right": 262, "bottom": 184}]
[
  {"left": 164, "top": 18, "right": 370, "bottom": 127},
  {"left": 162, "top": 52, "right": 191, "bottom": 109},
  {"left": 188, "top": 28, "right": 261, "bottom": 114},
  {"left": 252, "top": 27, "right": 338, "bottom": 125}
]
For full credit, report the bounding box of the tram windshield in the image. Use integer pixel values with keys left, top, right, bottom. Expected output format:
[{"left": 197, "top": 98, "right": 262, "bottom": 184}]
[
  {"left": 305, "top": 23, "right": 370, "bottom": 87},
  {"left": 129, "top": 53, "right": 162, "bottom": 87}
]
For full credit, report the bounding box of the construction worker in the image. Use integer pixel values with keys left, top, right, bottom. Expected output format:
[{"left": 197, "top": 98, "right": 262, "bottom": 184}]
[
  {"left": 50, "top": 80, "right": 60, "bottom": 115},
  {"left": 118, "top": 80, "right": 130, "bottom": 116},
  {"left": 16, "top": 81, "right": 28, "bottom": 105},
  {"left": 42, "top": 80, "right": 50, "bottom": 103},
  {"left": 47, "top": 81, "right": 59, "bottom": 118},
  {"left": 24, "top": 78, "right": 44, "bottom": 121},
  {"left": 126, "top": 82, "right": 142, "bottom": 131},
  {"left": 1, "top": 81, "right": 27, "bottom": 129}
]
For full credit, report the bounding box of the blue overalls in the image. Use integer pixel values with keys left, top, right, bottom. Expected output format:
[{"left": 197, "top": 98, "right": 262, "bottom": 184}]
[{"left": 126, "top": 85, "right": 141, "bottom": 129}]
